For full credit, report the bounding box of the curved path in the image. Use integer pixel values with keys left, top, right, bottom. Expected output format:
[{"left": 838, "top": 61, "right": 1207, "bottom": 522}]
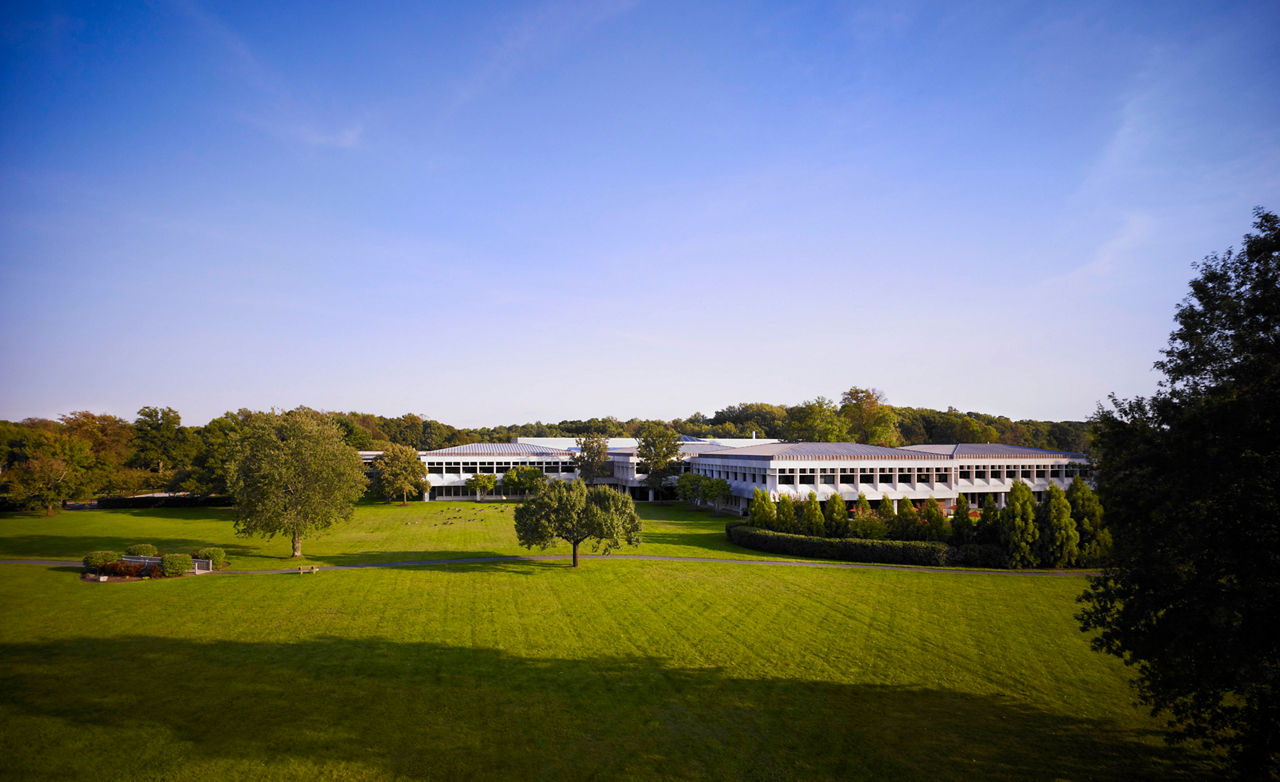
[{"left": 0, "top": 555, "right": 1094, "bottom": 577}]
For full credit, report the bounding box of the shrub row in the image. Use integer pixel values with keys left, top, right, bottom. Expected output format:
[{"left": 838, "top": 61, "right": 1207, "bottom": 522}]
[
  {"left": 161, "top": 554, "right": 193, "bottom": 577},
  {"left": 83, "top": 551, "right": 119, "bottom": 570},
  {"left": 726, "top": 522, "right": 950, "bottom": 567},
  {"left": 96, "top": 495, "right": 233, "bottom": 509},
  {"left": 195, "top": 547, "right": 227, "bottom": 569}
]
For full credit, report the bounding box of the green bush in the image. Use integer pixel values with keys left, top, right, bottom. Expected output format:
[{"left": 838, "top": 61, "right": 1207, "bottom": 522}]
[
  {"left": 125, "top": 543, "right": 158, "bottom": 557},
  {"left": 160, "top": 554, "right": 193, "bottom": 577},
  {"left": 726, "top": 524, "right": 950, "bottom": 567},
  {"left": 848, "top": 514, "right": 889, "bottom": 540},
  {"left": 82, "top": 551, "right": 119, "bottom": 571},
  {"left": 105, "top": 561, "right": 144, "bottom": 578},
  {"left": 195, "top": 547, "right": 227, "bottom": 568}
]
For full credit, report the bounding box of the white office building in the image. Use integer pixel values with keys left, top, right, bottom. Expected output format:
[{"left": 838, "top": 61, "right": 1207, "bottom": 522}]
[{"left": 365, "top": 437, "right": 1089, "bottom": 512}]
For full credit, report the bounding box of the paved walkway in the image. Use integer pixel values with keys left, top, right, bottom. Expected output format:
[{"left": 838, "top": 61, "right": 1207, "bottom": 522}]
[{"left": 0, "top": 555, "right": 1094, "bottom": 577}]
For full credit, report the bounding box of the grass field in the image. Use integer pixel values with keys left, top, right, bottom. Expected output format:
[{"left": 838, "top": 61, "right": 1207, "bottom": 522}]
[
  {"left": 0, "top": 501, "right": 788, "bottom": 571},
  {"left": 0, "top": 504, "right": 1211, "bottom": 779}
]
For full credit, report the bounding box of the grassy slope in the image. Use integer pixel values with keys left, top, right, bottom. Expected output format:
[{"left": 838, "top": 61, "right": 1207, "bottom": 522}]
[
  {"left": 0, "top": 502, "right": 784, "bottom": 570},
  {"left": 0, "top": 504, "right": 1211, "bottom": 779}
]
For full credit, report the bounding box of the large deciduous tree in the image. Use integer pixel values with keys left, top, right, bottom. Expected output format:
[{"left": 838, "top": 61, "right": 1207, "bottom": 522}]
[
  {"left": 572, "top": 433, "right": 611, "bottom": 484},
  {"left": 635, "top": 422, "right": 682, "bottom": 495},
  {"left": 465, "top": 473, "right": 496, "bottom": 501},
  {"left": 514, "top": 480, "right": 641, "bottom": 567},
  {"left": 784, "top": 397, "right": 848, "bottom": 442},
  {"left": 1078, "top": 209, "right": 1280, "bottom": 777},
  {"left": 503, "top": 465, "right": 546, "bottom": 497},
  {"left": 372, "top": 443, "right": 428, "bottom": 504},
  {"left": 839, "top": 387, "right": 900, "bottom": 446},
  {"left": 228, "top": 410, "right": 367, "bottom": 558},
  {"left": 5, "top": 432, "right": 94, "bottom": 515}
]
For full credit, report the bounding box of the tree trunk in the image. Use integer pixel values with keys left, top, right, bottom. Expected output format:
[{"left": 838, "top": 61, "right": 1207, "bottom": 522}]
[
  {"left": 292, "top": 530, "right": 303, "bottom": 558},
  {"left": 402, "top": 488, "right": 407, "bottom": 505},
  {"left": 572, "top": 540, "right": 579, "bottom": 568},
  {"left": 44, "top": 503, "right": 53, "bottom": 517}
]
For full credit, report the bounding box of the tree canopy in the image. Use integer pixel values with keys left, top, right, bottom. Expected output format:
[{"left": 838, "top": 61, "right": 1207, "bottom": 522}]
[
  {"left": 372, "top": 443, "right": 428, "bottom": 504},
  {"left": 513, "top": 480, "right": 641, "bottom": 567},
  {"left": 635, "top": 422, "right": 682, "bottom": 494},
  {"left": 572, "top": 433, "right": 611, "bottom": 484},
  {"left": 227, "top": 409, "right": 368, "bottom": 558},
  {"left": 502, "top": 465, "right": 546, "bottom": 497},
  {"left": 1078, "top": 209, "right": 1280, "bottom": 777}
]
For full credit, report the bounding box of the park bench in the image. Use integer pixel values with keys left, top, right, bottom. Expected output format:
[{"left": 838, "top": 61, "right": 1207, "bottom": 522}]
[{"left": 298, "top": 565, "right": 319, "bottom": 574}]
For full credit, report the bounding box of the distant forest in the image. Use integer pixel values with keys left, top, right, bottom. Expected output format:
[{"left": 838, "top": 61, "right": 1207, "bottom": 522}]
[{"left": 0, "top": 388, "right": 1090, "bottom": 501}]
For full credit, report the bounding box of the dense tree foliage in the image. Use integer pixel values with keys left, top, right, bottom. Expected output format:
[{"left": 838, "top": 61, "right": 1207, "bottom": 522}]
[
  {"left": 950, "top": 493, "right": 974, "bottom": 545},
  {"left": 748, "top": 487, "right": 775, "bottom": 529},
  {"left": 1000, "top": 482, "right": 1039, "bottom": 568},
  {"left": 775, "top": 495, "right": 797, "bottom": 533},
  {"left": 824, "top": 493, "right": 849, "bottom": 538},
  {"left": 675, "top": 472, "right": 704, "bottom": 506},
  {"left": 839, "top": 387, "right": 900, "bottom": 446},
  {"left": 1066, "top": 478, "right": 1110, "bottom": 567},
  {"left": 372, "top": 444, "right": 428, "bottom": 504},
  {"left": 227, "top": 410, "right": 367, "bottom": 558},
  {"left": 464, "top": 474, "right": 497, "bottom": 501},
  {"left": 700, "top": 478, "right": 732, "bottom": 511},
  {"left": 513, "top": 480, "right": 641, "bottom": 567},
  {"left": 502, "top": 465, "right": 546, "bottom": 497},
  {"left": 1035, "top": 485, "right": 1078, "bottom": 568},
  {"left": 800, "top": 492, "right": 825, "bottom": 537},
  {"left": 1078, "top": 209, "right": 1280, "bottom": 777},
  {"left": 4, "top": 431, "right": 94, "bottom": 514},
  {"left": 572, "top": 433, "right": 611, "bottom": 484},
  {"left": 635, "top": 422, "right": 681, "bottom": 495}
]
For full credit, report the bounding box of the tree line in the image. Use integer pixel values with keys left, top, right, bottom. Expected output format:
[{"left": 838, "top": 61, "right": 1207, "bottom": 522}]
[{"left": 724, "top": 478, "right": 1109, "bottom": 569}]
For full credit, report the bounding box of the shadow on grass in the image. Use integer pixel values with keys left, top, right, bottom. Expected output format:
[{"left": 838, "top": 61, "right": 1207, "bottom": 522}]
[
  {"left": 248, "top": 551, "right": 565, "bottom": 574},
  {"left": 0, "top": 534, "right": 257, "bottom": 561},
  {"left": 0, "top": 635, "right": 1211, "bottom": 780}
]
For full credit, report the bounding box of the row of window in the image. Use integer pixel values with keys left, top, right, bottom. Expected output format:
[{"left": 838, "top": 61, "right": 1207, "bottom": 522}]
[{"left": 424, "top": 461, "right": 575, "bottom": 476}]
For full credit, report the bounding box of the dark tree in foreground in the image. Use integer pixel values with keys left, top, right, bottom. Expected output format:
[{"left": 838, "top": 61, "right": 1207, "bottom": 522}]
[
  {"left": 514, "top": 480, "right": 641, "bottom": 567},
  {"left": 951, "top": 493, "right": 973, "bottom": 545},
  {"left": 1078, "top": 209, "right": 1280, "bottom": 779},
  {"left": 228, "top": 410, "right": 367, "bottom": 558}
]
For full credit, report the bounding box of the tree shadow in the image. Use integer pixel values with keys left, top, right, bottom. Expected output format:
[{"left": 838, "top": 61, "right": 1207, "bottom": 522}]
[
  {"left": 0, "top": 534, "right": 257, "bottom": 561},
  {"left": 0, "top": 635, "right": 1213, "bottom": 780}
]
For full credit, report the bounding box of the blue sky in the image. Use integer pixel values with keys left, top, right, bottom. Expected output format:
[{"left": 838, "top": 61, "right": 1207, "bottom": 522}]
[{"left": 2, "top": 0, "right": 1278, "bottom": 427}]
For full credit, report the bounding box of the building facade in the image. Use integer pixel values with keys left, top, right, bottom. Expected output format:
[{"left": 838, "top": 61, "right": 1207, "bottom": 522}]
[{"left": 363, "top": 438, "right": 1089, "bottom": 511}]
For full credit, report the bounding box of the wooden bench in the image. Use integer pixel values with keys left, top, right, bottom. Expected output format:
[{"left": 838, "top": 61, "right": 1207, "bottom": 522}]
[{"left": 298, "top": 565, "right": 319, "bottom": 574}]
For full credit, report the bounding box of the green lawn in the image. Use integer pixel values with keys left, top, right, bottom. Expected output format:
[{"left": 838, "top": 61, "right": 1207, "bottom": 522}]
[
  {"left": 0, "top": 504, "right": 1212, "bottom": 779},
  {"left": 0, "top": 502, "right": 784, "bottom": 570}
]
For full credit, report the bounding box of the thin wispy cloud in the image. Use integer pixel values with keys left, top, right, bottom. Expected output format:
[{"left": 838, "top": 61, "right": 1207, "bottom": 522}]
[
  {"left": 166, "top": 0, "right": 363, "bottom": 149},
  {"left": 449, "top": 0, "right": 639, "bottom": 110}
]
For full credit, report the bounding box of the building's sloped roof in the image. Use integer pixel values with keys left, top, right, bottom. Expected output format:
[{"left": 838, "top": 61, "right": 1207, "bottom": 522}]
[
  {"left": 420, "top": 443, "right": 572, "bottom": 457},
  {"left": 901, "top": 443, "right": 1087, "bottom": 459},
  {"left": 608, "top": 442, "right": 731, "bottom": 458},
  {"left": 707, "top": 442, "right": 948, "bottom": 461}
]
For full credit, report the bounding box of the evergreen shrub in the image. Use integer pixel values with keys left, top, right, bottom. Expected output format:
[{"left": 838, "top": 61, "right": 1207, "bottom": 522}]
[
  {"left": 160, "top": 554, "right": 193, "bottom": 577},
  {"left": 195, "top": 547, "right": 227, "bottom": 568},
  {"left": 82, "top": 551, "right": 118, "bottom": 571},
  {"left": 125, "top": 543, "right": 158, "bottom": 557}
]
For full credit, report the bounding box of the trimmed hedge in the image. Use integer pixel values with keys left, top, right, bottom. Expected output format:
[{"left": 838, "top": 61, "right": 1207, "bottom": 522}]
[
  {"left": 125, "top": 543, "right": 158, "bottom": 557},
  {"left": 948, "top": 544, "right": 1009, "bottom": 569},
  {"left": 83, "top": 551, "right": 119, "bottom": 571},
  {"left": 726, "top": 523, "right": 950, "bottom": 567},
  {"left": 97, "top": 495, "right": 233, "bottom": 509},
  {"left": 160, "top": 554, "right": 193, "bottom": 577},
  {"left": 195, "top": 547, "right": 227, "bottom": 569}
]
